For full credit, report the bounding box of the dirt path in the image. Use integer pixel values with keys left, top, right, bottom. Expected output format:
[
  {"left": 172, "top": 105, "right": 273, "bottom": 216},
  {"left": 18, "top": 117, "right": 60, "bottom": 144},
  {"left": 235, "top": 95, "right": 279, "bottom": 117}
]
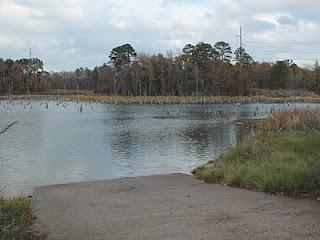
[{"left": 32, "top": 174, "right": 320, "bottom": 240}]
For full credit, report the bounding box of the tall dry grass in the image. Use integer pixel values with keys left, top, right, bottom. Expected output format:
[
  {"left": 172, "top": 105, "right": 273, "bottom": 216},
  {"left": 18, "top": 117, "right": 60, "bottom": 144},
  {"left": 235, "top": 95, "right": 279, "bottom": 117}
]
[
  {"left": 68, "top": 95, "right": 320, "bottom": 104},
  {"left": 259, "top": 109, "right": 320, "bottom": 133},
  {"left": 2, "top": 94, "right": 320, "bottom": 104}
]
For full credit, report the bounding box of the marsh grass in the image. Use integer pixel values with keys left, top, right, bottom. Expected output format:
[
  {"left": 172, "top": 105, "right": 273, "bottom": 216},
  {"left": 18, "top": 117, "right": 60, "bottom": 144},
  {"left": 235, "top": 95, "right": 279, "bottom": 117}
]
[
  {"left": 194, "top": 109, "right": 320, "bottom": 198},
  {"left": 0, "top": 197, "right": 32, "bottom": 240},
  {"left": 69, "top": 95, "right": 320, "bottom": 104},
  {"left": 259, "top": 109, "right": 320, "bottom": 133},
  {"left": 1, "top": 94, "right": 320, "bottom": 104}
]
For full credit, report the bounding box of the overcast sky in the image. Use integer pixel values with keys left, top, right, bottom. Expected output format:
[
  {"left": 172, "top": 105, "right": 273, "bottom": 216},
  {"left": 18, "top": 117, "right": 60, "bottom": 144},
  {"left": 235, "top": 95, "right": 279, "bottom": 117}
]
[{"left": 0, "top": 0, "right": 320, "bottom": 71}]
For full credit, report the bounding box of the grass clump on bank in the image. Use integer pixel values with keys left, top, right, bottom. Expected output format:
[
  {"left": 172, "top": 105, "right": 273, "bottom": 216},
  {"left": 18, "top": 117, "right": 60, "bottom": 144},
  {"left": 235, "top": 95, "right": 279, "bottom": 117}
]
[
  {"left": 0, "top": 197, "right": 32, "bottom": 239},
  {"left": 194, "top": 109, "right": 320, "bottom": 198}
]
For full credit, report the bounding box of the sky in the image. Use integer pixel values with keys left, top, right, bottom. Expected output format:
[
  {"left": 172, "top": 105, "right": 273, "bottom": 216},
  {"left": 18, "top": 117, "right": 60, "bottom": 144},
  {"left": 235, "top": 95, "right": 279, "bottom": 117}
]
[{"left": 0, "top": 0, "right": 320, "bottom": 71}]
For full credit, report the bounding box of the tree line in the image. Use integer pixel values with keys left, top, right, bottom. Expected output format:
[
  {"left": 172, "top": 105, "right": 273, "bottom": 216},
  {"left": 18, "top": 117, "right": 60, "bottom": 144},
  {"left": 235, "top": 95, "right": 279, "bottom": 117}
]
[{"left": 1, "top": 42, "right": 320, "bottom": 96}]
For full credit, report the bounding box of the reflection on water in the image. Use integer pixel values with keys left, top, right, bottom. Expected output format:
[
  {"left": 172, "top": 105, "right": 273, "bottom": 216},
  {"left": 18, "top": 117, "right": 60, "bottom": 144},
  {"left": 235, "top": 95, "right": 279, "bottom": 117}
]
[{"left": 0, "top": 100, "right": 319, "bottom": 197}]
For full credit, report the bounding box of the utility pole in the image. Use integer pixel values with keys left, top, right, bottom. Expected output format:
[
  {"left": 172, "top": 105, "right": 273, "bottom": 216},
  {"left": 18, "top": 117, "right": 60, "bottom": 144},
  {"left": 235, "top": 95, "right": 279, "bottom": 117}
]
[
  {"left": 236, "top": 25, "right": 244, "bottom": 94},
  {"left": 27, "top": 48, "right": 32, "bottom": 94}
]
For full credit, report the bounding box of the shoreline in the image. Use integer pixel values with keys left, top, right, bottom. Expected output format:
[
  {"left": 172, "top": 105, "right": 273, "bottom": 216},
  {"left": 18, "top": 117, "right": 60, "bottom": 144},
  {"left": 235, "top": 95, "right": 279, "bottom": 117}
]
[{"left": 1, "top": 94, "right": 320, "bottom": 104}]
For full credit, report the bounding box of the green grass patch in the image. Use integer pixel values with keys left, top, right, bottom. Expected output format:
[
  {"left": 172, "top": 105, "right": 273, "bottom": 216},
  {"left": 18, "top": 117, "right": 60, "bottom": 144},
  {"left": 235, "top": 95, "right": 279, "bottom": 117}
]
[
  {"left": 0, "top": 197, "right": 32, "bottom": 240},
  {"left": 194, "top": 110, "right": 320, "bottom": 198}
]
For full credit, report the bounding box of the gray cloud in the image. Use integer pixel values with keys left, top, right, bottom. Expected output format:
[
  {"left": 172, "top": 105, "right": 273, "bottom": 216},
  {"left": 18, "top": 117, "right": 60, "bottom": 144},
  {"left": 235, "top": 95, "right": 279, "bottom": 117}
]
[
  {"left": 277, "top": 16, "right": 297, "bottom": 25},
  {"left": 243, "top": 17, "right": 277, "bottom": 32}
]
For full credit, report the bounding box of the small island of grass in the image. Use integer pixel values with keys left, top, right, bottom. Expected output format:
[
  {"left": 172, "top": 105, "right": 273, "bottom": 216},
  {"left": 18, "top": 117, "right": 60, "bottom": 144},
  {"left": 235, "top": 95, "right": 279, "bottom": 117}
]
[{"left": 194, "top": 109, "right": 320, "bottom": 199}]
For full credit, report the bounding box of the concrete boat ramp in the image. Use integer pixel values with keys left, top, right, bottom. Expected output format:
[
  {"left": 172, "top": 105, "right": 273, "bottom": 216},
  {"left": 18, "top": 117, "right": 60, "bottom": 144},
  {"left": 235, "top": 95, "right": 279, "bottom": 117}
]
[{"left": 32, "top": 174, "right": 320, "bottom": 240}]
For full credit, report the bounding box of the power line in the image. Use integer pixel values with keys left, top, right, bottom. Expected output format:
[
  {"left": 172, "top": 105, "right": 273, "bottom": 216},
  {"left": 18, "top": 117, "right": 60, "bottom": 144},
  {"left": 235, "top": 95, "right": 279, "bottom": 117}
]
[
  {"left": 243, "top": 38, "right": 320, "bottom": 63},
  {"left": 255, "top": 57, "right": 317, "bottom": 61},
  {"left": 245, "top": 41, "right": 320, "bottom": 45},
  {"left": 246, "top": 50, "right": 320, "bottom": 54}
]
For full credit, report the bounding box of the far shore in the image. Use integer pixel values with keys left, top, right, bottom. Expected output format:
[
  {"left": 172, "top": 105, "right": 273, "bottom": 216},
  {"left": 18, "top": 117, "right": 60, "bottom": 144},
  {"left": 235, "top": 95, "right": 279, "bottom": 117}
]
[{"left": 1, "top": 94, "right": 320, "bottom": 104}]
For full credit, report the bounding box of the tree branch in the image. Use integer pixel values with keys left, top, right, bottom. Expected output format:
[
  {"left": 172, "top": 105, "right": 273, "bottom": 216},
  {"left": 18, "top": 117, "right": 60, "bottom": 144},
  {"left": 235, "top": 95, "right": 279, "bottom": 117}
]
[{"left": 0, "top": 121, "right": 18, "bottom": 135}]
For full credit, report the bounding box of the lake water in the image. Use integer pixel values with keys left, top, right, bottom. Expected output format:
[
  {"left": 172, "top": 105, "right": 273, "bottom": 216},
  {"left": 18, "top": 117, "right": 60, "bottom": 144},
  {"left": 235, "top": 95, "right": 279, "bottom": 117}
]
[{"left": 0, "top": 100, "right": 319, "bottom": 197}]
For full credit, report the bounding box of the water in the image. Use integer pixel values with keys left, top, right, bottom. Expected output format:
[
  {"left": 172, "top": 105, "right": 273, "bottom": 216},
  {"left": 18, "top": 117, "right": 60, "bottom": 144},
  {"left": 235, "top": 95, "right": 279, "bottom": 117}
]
[{"left": 0, "top": 100, "right": 319, "bottom": 197}]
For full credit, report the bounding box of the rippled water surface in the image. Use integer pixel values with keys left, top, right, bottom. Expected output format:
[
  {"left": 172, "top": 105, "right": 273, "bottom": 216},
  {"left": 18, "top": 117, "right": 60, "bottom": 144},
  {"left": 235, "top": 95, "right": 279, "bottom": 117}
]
[{"left": 0, "top": 100, "right": 319, "bottom": 196}]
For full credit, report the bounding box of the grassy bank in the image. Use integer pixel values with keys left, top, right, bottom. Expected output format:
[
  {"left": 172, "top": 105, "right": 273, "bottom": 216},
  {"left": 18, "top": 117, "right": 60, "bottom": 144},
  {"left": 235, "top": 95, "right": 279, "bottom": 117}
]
[
  {"left": 194, "top": 109, "right": 320, "bottom": 198},
  {"left": 0, "top": 197, "right": 32, "bottom": 239}
]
